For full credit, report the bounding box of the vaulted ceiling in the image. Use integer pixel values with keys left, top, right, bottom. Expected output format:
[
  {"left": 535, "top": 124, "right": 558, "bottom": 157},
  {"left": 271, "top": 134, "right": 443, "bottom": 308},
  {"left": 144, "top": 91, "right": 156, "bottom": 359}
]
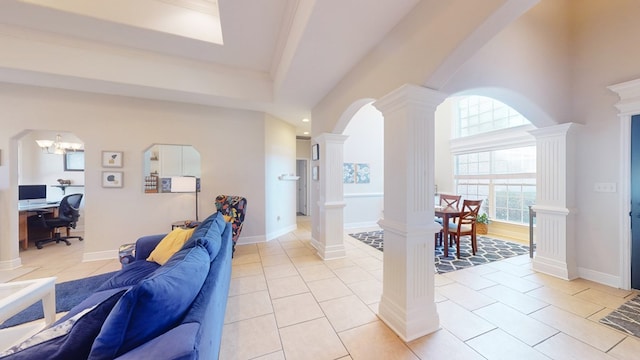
[{"left": 0, "top": 0, "right": 420, "bottom": 135}]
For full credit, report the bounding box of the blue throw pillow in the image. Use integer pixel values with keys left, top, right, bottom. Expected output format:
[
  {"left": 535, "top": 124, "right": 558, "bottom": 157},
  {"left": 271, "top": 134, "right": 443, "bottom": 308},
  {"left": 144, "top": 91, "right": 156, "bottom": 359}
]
[
  {"left": 95, "top": 260, "right": 159, "bottom": 292},
  {"left": 0, "top": 290, "right": 125, "bottom": 360},
  {"left": 88, "top": 245, "right": 210, "bottom": 359},
  {"left": 182, "top": 212, "right": 224, "bottom": 260}
]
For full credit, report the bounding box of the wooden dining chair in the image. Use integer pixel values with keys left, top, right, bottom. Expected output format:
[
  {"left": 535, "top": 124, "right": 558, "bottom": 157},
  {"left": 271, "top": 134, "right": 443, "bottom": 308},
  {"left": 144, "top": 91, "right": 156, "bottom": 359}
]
[
  {"left": 439, "top": 194, "right": 461, "bottom": 209},
  {"left": 435, "top": 194, "right": 462, "bottom": 247},
  {"left": 447, "top": 199, "right": 483, "bottom": 258}
]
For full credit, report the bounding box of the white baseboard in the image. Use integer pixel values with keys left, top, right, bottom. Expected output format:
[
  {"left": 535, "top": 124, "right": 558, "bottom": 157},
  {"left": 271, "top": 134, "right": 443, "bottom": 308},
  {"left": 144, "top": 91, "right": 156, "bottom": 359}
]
[
  {"left": 266, "top": 224, "right": 297, "bottom": 241},
  {"left": 235, "top": 225, "right": 298, "bottom": 245},
  {"left": 577, "top": 267, "right": 621, "bottom": 289},
  {"left": 235, "top": 234, "right": 267, "bottom": 246}
]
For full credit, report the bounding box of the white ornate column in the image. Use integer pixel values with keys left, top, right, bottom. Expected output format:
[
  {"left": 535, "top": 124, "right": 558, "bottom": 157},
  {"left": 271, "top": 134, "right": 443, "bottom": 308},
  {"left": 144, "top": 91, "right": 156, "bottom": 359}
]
[
  {"left": 529, "top": 123, "right": 580, "bottom": 280},
  {"left": 373, "top": 84, "right": 446, "bottom": 342},
  {"left": 311, "top": 133, "right": 348, "bottom": 260}
]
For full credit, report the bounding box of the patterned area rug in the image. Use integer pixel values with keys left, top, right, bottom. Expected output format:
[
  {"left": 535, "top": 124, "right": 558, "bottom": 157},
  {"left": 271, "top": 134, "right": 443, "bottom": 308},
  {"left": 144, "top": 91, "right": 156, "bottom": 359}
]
[
  {"left": 348, "top": 230, "right": 529, "bottom": 274},
  {"left": 600, "top": 295, "right": 640, "bottom": 337}
]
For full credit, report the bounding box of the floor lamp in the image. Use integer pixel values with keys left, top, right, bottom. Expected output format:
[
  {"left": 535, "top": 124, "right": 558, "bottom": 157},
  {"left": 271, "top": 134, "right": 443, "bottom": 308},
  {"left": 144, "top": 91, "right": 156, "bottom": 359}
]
[{"left": 170, "top": 176, "right": 199, "bottom": 221}]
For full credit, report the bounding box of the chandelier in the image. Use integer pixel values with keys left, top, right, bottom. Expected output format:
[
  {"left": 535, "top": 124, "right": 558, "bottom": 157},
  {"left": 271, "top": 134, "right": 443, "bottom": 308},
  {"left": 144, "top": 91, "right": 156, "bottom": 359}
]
[{"left": 35, "top": 134, "right": 83, "bottom": 154}]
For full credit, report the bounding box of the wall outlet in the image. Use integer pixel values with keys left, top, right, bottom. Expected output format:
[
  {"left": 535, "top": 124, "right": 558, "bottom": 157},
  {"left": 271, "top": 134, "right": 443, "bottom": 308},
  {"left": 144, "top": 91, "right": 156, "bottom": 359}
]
[{"left": 593, "top": 182, "right": 616, "bottom": 193}]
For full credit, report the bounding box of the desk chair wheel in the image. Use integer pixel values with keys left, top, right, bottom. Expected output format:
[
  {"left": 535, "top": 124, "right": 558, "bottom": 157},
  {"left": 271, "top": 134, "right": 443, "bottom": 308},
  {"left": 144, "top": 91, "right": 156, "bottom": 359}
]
[{"left": 35, "top": 235, "right": 74, "bottom": 249}]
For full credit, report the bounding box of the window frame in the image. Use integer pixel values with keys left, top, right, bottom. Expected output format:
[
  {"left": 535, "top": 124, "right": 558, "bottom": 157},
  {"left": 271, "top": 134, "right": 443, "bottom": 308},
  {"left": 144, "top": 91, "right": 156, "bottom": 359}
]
[{"left": 449, "top": 97, "right": 537, "bottom": 226}]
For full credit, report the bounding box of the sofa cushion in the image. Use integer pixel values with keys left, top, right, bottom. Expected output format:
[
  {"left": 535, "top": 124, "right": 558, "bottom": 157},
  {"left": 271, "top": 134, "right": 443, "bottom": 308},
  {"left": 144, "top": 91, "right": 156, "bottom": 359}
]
[
  {"left": 0, "top": 290, "right": 125, "bottom": 360},
  {"left": 95, "top": 260, "right": 159, "bottom": 292},
  {"left": 88, "top": 245, "right": 210, "bottom": 359},
  {"left": 182, "top": 212, "right": 225, "bottom": 260},
  {"left": 146, "top": 227, "right": 196, "bottom": 265},
  {"left": 55, "top": 287, "right": 130, "bottom": 325}
]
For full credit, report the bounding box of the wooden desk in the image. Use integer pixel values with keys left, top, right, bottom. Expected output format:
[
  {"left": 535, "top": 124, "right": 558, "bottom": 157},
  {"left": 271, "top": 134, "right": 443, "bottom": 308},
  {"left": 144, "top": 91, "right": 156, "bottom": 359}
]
[
  {"left": 435, "top": 206, "right": 462, "bottom": 258},
  {"left": 18, "top": 203, "right": 59, "bottom": 250}
]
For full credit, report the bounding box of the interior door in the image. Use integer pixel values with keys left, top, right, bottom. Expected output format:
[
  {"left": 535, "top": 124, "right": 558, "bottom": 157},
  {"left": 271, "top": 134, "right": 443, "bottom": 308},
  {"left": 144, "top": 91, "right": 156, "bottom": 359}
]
[{"left": 631, "top": 115, "right": 640, "bottom": 289}]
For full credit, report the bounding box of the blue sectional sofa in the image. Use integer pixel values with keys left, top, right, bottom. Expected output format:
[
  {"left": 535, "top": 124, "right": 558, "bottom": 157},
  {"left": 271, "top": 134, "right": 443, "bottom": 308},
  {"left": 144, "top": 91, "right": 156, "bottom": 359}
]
[{"left": 0, "top": 212, "right": 232, "bottom": 360}]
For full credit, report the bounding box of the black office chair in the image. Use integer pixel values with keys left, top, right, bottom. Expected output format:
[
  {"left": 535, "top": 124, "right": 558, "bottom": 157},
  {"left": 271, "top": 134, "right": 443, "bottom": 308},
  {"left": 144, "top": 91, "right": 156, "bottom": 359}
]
[{"left": 33, "top": 193, "right": 84, "bottom": 249}]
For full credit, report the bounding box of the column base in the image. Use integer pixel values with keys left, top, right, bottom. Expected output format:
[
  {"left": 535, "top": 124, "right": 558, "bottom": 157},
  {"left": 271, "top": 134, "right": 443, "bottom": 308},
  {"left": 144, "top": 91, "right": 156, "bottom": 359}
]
[
  {"left": 312, "top": 238, "right": 346, "bottom": 260},
  {"left": 0, "top": 257, "right": 22, "bottom": 271},
  {"left": 378, "top": 295, "right": 440, "bottom": 342},
  {"left": 533, "top": 255, "right": 577, "bottom": 280}
]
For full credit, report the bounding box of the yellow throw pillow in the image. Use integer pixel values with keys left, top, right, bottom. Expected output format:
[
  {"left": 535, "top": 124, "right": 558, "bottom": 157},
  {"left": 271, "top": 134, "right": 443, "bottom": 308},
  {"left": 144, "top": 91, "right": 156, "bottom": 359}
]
[{"left": 147, "top": 227, "right": 196, "bottom": 265}]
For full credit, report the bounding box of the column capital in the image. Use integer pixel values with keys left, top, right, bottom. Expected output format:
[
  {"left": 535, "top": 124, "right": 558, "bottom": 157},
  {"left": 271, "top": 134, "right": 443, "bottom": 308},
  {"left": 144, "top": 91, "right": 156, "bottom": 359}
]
[
  {"left": 609, "top": 78, "right": 640, "bottom": 115},
  {"left": 314, "top": 133, "right": 348, "bottom": 145},
  {"left": 528, "top": 122, "right": 581, "bottom": 139},
  {"left": 373, "top": 84, "right": 447, "bottom": 114}
]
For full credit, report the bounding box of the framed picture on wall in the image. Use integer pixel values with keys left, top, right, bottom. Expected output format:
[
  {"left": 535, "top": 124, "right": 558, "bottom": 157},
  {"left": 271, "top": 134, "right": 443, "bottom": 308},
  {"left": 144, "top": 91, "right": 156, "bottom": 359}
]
[
  {"left": 343, "top": 163, "right": 355, "bottom": 183},
  {"left": 312, "top": 166, "right": 319, "bottom": 181},
  {"left": 102, "top": 171, "right": 123, "bottom": 188},
  {"left": 102, "top": 151, "right": 123, "bottom": 168},
  {"left": 312, "top": 144, "right": 319, "bottom": 161}
]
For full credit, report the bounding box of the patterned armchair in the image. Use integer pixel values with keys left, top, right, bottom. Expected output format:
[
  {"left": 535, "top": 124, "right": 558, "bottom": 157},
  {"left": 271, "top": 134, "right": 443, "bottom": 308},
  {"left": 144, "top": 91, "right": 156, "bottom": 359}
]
[{"left": 214, "top": 195, "right": 247, "bottom": 255}]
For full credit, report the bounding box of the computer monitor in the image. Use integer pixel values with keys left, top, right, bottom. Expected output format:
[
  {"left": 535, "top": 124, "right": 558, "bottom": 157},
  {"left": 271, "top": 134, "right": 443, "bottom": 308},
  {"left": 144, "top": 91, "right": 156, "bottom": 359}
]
[{"left": 18, "top": 184, "right": 47, "bottom": 202}]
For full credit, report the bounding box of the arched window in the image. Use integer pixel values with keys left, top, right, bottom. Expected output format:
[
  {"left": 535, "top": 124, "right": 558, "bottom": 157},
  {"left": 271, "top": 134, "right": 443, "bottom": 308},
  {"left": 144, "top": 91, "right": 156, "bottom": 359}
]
[{"left": 451, "top": 96, "right": 536, "bottom": 225}]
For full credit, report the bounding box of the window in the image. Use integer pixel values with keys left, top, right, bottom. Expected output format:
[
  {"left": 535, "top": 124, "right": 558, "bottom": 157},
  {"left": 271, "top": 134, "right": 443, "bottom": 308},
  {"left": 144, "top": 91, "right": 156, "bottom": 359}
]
[
  {"left": 451, "top": 96, "right": 535, "bottom": 225},
  {"left": 455, "top": 96, "right": 529, "bottom": 138}
]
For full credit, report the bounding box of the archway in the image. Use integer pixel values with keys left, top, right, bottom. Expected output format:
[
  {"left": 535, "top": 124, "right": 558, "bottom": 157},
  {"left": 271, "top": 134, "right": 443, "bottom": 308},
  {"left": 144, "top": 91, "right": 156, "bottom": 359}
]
[
  {"left": 16, "top": 130, "right": 85, "bottom": 262},
  {"left": 314, "top": 84, "right": 571, "bottom": 342},
  {"left": 340, "top": 102, "right": 384, "bottom": 230}
]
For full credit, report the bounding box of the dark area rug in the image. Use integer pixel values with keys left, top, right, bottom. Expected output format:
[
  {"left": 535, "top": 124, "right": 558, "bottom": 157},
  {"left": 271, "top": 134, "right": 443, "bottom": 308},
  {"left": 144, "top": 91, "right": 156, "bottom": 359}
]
[
  {"left": 600, "top": 295, "right": 640, "bottom": 337},
  {"left": 348, "top": 230, "right": 529, "bottom": 274},
  {"left": 0, "top": 271, "right": 117, "bottom": 329}
]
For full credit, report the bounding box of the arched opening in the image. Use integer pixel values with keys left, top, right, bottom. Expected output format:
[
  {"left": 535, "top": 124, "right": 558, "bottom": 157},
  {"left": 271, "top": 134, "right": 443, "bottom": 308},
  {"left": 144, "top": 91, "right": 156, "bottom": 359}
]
[
  {"left": 341, "top": 102, "right": 384, "bottom": 230},
  {"left": 322, "top": 84, "right": 562, "bottom": 341},
  {"left": 436, "top": 95, "right": 538, "bottom": 244},
  {"left": 16, "top": 130, "right": 85, "bottom": 261},
  {"left": 337, "top": 94, "right": 539, "bottom": 246}
]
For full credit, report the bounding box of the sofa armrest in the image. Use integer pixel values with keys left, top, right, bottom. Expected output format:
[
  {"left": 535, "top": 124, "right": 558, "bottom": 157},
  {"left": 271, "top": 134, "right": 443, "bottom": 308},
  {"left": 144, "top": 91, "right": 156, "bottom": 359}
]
[
  {"left": 134, "top": 234, "right": 166, "bottom": 261},
  {"left": 118, "top": 234, "right": 166, "bottom": 266}
]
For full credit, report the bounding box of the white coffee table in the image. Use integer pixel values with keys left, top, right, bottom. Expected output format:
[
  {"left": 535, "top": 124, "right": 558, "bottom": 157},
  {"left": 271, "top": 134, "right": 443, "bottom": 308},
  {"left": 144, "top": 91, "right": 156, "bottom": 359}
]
[{"left": 0, "top": 277, "right": 56, "bottom": 352}]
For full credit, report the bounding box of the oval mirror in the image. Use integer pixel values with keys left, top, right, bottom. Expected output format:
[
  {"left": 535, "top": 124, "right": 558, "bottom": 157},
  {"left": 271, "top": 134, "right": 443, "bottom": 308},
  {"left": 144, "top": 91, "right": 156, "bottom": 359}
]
[{"left": 143, "top": 144, "right": 201, "bottom": 193}]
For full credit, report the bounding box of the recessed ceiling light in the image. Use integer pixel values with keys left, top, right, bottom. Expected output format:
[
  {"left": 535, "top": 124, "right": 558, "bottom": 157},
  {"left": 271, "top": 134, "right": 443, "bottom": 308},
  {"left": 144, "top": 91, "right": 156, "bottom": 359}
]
[
  {"left": 303, "top": 131, "right": 309, "bottom": 135},
  {"left": 302, "top": 118, "right": 310, "bottom": 123}
]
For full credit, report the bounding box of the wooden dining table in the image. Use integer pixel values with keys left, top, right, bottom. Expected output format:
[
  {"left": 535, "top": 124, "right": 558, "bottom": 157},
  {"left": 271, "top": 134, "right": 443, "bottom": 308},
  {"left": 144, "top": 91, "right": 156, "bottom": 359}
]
[{"left": 435, "top": 205, "right": 462, "bottom": 258}]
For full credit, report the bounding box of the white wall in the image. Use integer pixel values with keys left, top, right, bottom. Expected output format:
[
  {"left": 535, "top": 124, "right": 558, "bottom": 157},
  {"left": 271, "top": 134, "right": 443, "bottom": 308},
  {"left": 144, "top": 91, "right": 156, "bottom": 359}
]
[
  {"left": 343, "top": 103, "right": 384, "bottom": 228},
  {"left": 0, "top": 83, "right": 286, "bottom": 267},
  {"left": 264, "top": 114, "right": 297, "bottom": 240},
  {"left": 311, "top": 0, "right": 533, "bottom": 135},
  {"left": 312, "top": 0, "right": 640, "bottom": 286},
  {"left": 434, "top": 99, "right": 455, "bottom": 195},
  {"left": 296, "top": 139, "right": 311, "bottom": 159},
  {"left": 569, "top": 0, "right": 640, "bottom": 278},
  {"left": 437, "top": 0, "right": 626, "bottom": 282}
]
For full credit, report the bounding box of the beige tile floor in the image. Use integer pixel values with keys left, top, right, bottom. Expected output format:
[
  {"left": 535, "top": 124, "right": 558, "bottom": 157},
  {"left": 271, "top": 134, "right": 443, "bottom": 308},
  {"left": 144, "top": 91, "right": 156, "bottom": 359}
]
[
  {"left": 222, "top": 218, "right": 640, "bottom": 360},
  {"left": 3, "top": 233, "right": 120, "bottom": 284},
  {"left": 3, "top": 219, "right": 640, "bottom": 359}
]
